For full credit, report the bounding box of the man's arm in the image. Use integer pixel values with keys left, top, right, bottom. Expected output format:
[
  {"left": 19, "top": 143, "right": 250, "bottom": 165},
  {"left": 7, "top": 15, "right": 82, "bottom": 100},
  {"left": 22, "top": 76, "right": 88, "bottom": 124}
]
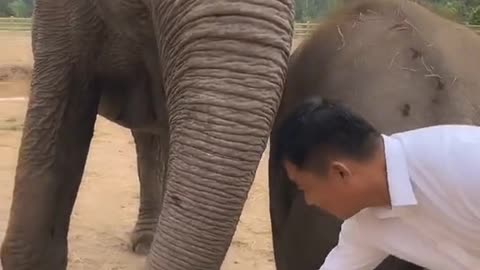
[{"left": 320, "top": 218, "right": 388, "bottom": 270}]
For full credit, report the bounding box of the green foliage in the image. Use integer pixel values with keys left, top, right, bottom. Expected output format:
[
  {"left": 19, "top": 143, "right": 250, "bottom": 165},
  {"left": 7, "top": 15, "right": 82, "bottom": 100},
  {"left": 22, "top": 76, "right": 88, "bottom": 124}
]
[
  {"left": 293, "top": 0, "right": 480, "bottom": 24},
  {"left": 416, "top": 0, "right": 480, "bottom": 23},
  {"left": 426, "top": 0, "right": 464, "bottom": 21},
  {"left": 0, "top": 0, "right": 32, "bottom": 17},
  {"left": 294, "top": 0, "right": 343, "bottom": 22},
  {"left": 0, "top": 0, "right": 478, "bottom": 26},
  {"left": 8, "top": 0, "right": 32, "bottom": 17},
  {"left": 469, "top": 6, "right": 480, "bottom": 24},
  {"left": 0, "top": 0, "right": 14, "bottom": 16}
]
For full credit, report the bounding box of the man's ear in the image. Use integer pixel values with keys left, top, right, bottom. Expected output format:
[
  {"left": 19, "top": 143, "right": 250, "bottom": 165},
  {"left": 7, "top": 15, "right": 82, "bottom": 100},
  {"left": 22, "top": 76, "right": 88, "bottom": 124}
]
[
  {"left": 330, "top": 161, "right": 352, "bottom": 182},
  {"left": 283, "top": 160, "right": 298, "bottom": 181}
]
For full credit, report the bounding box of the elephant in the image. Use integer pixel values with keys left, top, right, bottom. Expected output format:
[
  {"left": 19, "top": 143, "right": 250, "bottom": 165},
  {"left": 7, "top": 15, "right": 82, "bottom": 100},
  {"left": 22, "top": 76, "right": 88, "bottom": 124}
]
[
  {"left": 268, "top": 0, "right": 480, "bottom": 269},
  {"left": 0, "top": 0, "right": 294, "bottom": 269}
]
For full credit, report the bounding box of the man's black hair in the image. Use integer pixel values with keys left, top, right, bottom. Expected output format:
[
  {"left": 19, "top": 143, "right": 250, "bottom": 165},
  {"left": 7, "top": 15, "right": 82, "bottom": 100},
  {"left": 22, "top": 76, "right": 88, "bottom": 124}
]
[{"left": 274, "top": 98, "right": 381, "bottom": 172}]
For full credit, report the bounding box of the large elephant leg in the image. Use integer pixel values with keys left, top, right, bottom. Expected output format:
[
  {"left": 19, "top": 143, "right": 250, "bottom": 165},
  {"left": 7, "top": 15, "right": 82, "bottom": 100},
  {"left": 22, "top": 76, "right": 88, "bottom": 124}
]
[
  {"left": 0, "top": 3, "right": 102, "bottom": 270},
  {"left": 130, "top": 130, "right": 168, "bottom": 255}
]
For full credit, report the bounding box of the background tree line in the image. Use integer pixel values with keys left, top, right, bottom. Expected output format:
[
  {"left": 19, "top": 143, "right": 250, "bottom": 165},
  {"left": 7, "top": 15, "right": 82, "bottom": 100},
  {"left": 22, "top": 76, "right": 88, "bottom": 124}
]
[
  {"left": 0, "top": 0, "right": 479, "bottom": 25},
  {"left": 0, "top": 0, "right": 33, "bottom": 17},
  {"left": 428, "top": 0, "right": 480, "bottom": 24},
  {"left": 294, "top": 0, "right": 480, "bottom": 24}
]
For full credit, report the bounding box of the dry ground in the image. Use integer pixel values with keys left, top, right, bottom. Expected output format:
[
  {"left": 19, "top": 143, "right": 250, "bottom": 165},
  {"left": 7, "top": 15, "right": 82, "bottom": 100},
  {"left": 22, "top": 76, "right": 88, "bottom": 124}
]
[{"left": 0, "top": 32, "right": 304, "bottom": 269}]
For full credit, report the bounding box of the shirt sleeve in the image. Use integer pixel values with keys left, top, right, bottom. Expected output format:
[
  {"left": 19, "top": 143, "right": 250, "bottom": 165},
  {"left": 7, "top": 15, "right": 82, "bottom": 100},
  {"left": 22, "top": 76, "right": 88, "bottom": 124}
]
[{"left": 319, "top": 218, "right": 388, "bottom": 270}]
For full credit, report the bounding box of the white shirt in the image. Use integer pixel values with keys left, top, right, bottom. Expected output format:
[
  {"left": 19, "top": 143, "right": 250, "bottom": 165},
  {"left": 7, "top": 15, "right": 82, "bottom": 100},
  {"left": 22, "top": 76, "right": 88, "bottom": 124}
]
[{"left": 320, "top": 124, "right": 480, "bottom": 270}]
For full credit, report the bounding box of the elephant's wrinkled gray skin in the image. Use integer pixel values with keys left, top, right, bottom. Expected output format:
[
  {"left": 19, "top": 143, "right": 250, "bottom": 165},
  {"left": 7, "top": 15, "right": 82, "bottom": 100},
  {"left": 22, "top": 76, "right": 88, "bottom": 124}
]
[
  {"left": 0, "top": 0, "right": 294, "bottom": 269},
  {"left": 269, "top": 0, "right": 480, "bottom": 269}
]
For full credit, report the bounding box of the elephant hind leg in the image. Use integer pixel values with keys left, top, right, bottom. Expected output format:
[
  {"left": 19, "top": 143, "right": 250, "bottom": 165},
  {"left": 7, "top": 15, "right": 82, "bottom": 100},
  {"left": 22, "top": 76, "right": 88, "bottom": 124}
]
[{"left": 130, "top": 130, "right": 168, "bottom": 255}]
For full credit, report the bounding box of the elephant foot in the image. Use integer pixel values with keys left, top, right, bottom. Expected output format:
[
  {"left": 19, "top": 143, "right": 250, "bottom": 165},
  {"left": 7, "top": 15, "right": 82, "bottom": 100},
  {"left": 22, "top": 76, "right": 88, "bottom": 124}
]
[
  {"left": 1, "top": 237, "right": 68, "bottom": 270},
  {"left": 130, "top": 226, "right": 155, "bottom": 255}
]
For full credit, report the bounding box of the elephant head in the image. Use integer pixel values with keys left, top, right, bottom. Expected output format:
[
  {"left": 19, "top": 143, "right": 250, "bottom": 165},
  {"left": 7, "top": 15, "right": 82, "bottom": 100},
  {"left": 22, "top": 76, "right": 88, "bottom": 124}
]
[{"left": 0, "top": 0, "right": 294, "bottom": 269}]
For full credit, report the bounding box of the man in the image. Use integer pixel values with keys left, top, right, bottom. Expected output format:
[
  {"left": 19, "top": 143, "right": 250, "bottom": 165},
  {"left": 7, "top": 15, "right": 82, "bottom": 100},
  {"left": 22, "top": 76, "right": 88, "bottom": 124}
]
[{"left": 274, "top": 98, "right": 480, "bottom": 270}]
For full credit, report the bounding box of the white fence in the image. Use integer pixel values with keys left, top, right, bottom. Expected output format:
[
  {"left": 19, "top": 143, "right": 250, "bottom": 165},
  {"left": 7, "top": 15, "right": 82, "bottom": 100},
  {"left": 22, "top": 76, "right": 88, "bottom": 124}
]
[{"left": 1, "top": 17, "right": 479, "bottom": 37}]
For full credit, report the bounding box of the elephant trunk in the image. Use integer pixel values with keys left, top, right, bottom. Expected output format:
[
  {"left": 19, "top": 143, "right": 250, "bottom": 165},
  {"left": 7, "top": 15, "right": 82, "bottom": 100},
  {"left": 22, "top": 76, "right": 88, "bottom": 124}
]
[{"left": 147, "top": 1, "right": 294, "bottom": 269}]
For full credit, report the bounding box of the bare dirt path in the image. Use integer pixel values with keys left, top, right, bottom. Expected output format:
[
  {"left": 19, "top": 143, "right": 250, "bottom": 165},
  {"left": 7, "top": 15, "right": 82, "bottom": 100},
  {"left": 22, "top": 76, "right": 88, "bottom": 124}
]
[{"left": 0, "top": 32, "right": 303, "bottom": 269}]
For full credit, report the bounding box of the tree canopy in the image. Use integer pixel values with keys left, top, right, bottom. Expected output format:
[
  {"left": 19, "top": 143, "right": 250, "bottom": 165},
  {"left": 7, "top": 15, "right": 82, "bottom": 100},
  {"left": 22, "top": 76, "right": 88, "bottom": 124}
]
[
  {"left": 294, "top": 0, "right": 480, "bottom": 24},
  {"left": 435, "top": 0, "right": 480, "bottom": 24},
  {"left": 0, "top": 0, "right": 479, "bottom": 25},
  {"left": 0, "top": 0, "right": 33, "bottom": 17}
]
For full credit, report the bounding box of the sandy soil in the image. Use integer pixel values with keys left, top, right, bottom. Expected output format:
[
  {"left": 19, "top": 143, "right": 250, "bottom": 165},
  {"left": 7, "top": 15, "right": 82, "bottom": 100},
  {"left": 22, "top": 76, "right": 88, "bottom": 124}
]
[{"left": 0, "top": 32, "right": 304, "bottom": 269}]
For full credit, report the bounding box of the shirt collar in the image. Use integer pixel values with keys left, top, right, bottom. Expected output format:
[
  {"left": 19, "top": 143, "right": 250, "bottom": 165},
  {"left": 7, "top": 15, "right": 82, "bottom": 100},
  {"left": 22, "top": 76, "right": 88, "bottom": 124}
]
[{"left": 373, "top": 134, "right": 418, "bottom": 219}]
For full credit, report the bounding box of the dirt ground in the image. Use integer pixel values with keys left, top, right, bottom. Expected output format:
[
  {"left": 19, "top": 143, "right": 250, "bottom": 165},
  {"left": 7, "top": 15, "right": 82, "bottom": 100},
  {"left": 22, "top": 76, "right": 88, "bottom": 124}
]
[{"left": 0, "top": 32, "right": 303, "bottom": 269}]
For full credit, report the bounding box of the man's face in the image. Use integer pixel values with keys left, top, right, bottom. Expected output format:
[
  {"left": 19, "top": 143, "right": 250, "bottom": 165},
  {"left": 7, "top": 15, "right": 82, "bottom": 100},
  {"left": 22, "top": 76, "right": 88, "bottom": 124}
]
[{"left": 284, "top": 159, "right": 368, "bottom": 220}]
